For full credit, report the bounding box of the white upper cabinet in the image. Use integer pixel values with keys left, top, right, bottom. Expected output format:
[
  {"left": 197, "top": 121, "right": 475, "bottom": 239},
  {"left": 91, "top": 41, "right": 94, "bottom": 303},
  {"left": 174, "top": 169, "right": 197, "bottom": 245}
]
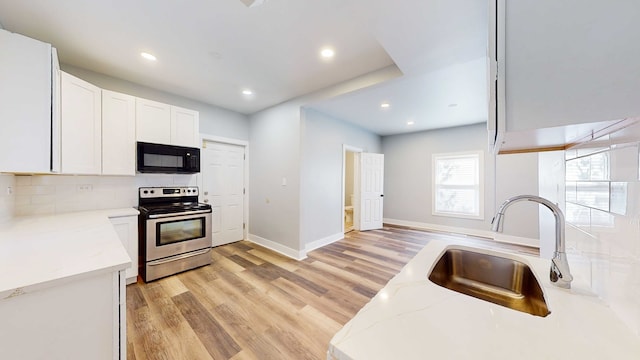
[
  {"left": 136, "top": 98, "right": 171, "bottom": 145},
  {"left": 489, "top": 0, "right": 640, "bottom": 153},
  {"left": 171, "top": 106, "right": 200, "bottom": 147},
  {"left": 136, "top": 98, "right": 200, "bottom": 147},
  {"left": 60, "top": 71, "right": 102, "bottom": 175},
  {"left": 0, "top": 29, "right": 56, "bottom": 173},
  {"left": 102, "top": 90, "right": 136, "bottom": 175}
]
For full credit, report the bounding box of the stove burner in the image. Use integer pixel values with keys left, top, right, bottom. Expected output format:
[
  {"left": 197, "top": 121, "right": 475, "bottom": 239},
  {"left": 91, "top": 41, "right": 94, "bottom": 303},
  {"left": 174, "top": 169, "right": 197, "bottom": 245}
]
[{"left": 138, "top": 187, "right": 211, "bottom": 217}]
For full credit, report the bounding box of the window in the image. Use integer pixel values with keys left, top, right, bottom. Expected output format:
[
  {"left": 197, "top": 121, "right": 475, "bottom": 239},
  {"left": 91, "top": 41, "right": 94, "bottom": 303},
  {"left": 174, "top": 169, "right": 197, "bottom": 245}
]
[{"left": 432, "top": 151, "right": 484, "bottom": 219}]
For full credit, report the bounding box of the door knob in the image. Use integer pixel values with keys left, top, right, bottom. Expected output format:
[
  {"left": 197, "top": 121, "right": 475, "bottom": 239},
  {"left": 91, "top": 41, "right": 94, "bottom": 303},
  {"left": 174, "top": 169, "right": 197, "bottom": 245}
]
[
  {"left": 204, "top": 199, "right": 209, "bottom": 203},
  {"left": 204, "top": 191, "right": 209, "bottom": 195}
]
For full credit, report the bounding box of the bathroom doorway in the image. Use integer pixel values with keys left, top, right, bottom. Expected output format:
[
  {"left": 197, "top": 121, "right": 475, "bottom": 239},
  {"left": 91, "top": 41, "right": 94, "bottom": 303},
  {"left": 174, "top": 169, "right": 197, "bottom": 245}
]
[{"left": 343, "top": 145, "right": 362, "bottom": 234}]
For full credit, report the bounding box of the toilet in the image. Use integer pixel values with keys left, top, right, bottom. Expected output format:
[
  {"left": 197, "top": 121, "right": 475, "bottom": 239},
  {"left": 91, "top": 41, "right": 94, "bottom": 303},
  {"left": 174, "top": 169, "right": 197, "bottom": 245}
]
[{"left": 344, "top": 194, "right": 354, "bottom": 231}]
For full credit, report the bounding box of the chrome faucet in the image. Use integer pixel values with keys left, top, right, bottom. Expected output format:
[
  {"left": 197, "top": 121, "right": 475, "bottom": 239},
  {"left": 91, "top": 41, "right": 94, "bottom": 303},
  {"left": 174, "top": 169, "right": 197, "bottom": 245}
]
[{"left": 491, "top": 195, "right": 573, "bottom": 289}]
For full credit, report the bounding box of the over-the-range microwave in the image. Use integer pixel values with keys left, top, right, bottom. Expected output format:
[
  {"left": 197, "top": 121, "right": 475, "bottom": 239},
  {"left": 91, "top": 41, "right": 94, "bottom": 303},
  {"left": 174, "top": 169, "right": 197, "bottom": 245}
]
[{"left": 137, "top": 142, "right": 200, "bottom": 174}]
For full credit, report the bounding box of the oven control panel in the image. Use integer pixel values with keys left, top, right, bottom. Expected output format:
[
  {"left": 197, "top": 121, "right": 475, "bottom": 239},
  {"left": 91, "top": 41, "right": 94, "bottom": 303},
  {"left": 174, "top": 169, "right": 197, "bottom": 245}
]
[{"left": 139, "top": 186, "right": 199, "bottom": 198}]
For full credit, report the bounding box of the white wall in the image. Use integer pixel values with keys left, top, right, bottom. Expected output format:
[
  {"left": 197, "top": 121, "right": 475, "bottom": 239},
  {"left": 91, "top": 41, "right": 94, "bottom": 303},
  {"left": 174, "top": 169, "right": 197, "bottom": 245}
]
[
  {"left": 0, "top": 174, "right": 14, "bottom": 223},
  {"left": 382, "top": 124, "right": 495, "bottom": 232},
  {"left": 381, "top": 123, "right": 540, "bottom": 243},
  {"left": 494, "top": 152, "right": 540, "bottom": 241},
  {"left": 560, "top": 121, "right": 640, "bottom": 335},
  {"left": 300, "top": 108, "right": 381, "bottom": 250},
  {"left": 249, "top": 65, "right": 401, "bottom": 255},
  {"left": 61, "top": 64, "right": 250, "bottom": 141},
  {"left": 249, "top": 102, "right": 304, "bottom": 254}
]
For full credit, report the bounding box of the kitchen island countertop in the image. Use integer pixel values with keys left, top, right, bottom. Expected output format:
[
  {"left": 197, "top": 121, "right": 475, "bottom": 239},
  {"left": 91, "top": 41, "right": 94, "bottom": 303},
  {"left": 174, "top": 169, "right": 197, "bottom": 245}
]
[
  {"left": 328, "top": 240, "right": 640, "bottom": 359},
  {"left": 0, "top": 208, "right": 137, "bottom": 299}
]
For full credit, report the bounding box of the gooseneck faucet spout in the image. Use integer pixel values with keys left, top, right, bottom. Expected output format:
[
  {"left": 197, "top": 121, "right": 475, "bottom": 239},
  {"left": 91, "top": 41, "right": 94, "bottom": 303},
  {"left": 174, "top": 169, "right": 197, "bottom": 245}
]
[{"left": 491, "top": 195, "right": 573, "bottom": 289}]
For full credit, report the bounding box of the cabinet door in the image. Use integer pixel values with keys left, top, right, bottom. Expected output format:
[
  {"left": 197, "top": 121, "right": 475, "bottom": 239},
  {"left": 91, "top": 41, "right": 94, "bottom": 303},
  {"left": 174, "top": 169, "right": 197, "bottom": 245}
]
[
  {"left": 102, "top": 90, "right": 136, "bottom": 175},
  {"left": 109, "top": 216, "right": 138, "bottom": 284},
  {"left": 60, "top": 72, "right": 102, "bottom": 175},
  {"left": 0, "top": 30, "right": 52, "bottom": 173},
  {"left": 136, "top": 98, "right": 171, "bottom": 144},
  {"left": 171, "top": 106, "right": 200, "bottom": 147}
]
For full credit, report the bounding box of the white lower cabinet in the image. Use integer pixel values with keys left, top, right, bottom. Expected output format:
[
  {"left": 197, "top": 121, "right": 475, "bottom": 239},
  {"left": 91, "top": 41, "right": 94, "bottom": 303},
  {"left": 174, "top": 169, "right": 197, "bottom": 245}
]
[
  {"left": 110, "top": 215, "right": 138, "bottom": 284},
  {"left": 0, "top": 270, "right": 126, "bottom": 360}
]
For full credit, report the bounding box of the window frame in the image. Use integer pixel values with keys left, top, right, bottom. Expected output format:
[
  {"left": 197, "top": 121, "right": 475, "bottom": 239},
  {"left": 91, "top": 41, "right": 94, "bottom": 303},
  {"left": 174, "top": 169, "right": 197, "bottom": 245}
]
[{"left": 431, "top": 150, "right": 484, "bottom": 220}]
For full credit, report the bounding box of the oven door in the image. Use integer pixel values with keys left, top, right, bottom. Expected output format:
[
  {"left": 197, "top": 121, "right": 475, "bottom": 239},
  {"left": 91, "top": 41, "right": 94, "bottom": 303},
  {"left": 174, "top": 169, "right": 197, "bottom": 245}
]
[{"left": 145, "top": 210, "right": 212, "bottom": 261}]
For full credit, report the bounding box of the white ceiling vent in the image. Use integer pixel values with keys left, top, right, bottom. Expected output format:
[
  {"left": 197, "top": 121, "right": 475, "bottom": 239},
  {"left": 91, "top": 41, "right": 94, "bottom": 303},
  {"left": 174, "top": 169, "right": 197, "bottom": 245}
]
[{"left": 239, "top": 0, "right": 268, "bottom": 8}]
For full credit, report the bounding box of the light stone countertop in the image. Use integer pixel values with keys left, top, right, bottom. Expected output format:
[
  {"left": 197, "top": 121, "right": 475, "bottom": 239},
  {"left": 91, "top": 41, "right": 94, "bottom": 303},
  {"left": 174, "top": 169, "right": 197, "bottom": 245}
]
[
  {"left": 0, "top": 208, "right": 138, "bottom": 299},
  {"left": 328, "top": 240, "right": 640, "bottom": 360}
]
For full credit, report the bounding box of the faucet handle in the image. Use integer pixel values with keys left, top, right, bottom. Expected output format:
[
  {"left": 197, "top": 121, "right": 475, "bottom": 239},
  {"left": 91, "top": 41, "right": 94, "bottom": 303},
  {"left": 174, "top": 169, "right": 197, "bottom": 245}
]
[{"left": 550, "top": 255, "right": 573, "bottom": 289}]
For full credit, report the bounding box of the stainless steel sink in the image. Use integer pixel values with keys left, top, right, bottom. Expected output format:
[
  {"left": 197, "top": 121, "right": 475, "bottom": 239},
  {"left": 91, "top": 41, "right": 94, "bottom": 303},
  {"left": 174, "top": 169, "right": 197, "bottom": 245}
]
[{"left": 428, "top": 247, "right": 550, "bottom": 317}]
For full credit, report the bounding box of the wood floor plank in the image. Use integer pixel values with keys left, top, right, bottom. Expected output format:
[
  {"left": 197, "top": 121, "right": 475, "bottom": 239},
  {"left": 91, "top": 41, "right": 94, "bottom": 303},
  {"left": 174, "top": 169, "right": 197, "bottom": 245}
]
[
  {"left": 128, "top": 225, "right": 536, "bottom": 359},
  {"left": 214, "top": 303, "right": 289, "bottom": 359},
  {"left": 172, "top": 291, "right": 241, "bottom": 359}
]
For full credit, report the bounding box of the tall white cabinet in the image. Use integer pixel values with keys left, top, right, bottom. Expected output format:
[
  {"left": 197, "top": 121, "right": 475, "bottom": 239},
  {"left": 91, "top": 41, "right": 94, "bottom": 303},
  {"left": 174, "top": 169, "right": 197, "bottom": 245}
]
[
  {"left": 60, "top": 72, "right": 102, "bottom": 174},
  {"left": 102, "top": 90, "right": 136, "bottom": 175},
  {"left": 488, "top": 0, "right": 640, "bottom": 152},
  {"left": 0, "top": 29, "right": 57, "bottom": 173}
]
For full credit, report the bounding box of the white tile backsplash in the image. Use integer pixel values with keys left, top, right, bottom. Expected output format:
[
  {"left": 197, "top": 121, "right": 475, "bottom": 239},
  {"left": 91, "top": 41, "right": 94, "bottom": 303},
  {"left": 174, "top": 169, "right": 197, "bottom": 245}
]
[
  {"left": 0, "top": 174, "right": 15, "bottom": 223},
  {"left": 13, "top": 173, "right": 198, "bottom": 216},
  {"left": 564, "top": 120, "right": 640, "bottom": 335}
]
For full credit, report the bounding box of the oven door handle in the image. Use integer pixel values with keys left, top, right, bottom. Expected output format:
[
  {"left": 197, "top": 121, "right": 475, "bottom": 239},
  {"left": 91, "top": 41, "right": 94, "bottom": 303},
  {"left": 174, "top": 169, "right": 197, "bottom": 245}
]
[
  {"left": 147, "top": 248, "right": 212, "bottom": 266},
  {"left": 148, "top": 209, "right": 212, "bottom": 219}
]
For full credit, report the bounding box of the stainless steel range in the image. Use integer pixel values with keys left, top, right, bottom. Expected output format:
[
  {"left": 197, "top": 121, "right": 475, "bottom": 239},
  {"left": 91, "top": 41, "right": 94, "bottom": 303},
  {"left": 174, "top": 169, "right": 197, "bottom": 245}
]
[{"left": 138, "top": 186, "right": 212, "bottom": 282}]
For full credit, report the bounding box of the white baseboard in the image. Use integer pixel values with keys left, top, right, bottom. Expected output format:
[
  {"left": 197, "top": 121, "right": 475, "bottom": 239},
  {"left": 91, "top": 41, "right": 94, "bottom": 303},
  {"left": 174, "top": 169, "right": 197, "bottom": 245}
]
[
  {"left": 248, "top": 233, "right": 307, "bottom": 260},
  {"left": 383, "top": 218, "right": 539, "bottom": 248},
  {"left": 305, "top": 232, "right": 344, "bottom": 253}
]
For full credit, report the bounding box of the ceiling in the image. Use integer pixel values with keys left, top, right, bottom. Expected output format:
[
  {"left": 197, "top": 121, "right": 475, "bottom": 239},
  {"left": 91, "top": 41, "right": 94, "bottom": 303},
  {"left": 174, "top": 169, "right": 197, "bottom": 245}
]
[
  {"left": 308, "top": 57, "right": 487, "bottom": 136},
  {"left": 0, "top": 0, "right": 488, "bottom": 134}
]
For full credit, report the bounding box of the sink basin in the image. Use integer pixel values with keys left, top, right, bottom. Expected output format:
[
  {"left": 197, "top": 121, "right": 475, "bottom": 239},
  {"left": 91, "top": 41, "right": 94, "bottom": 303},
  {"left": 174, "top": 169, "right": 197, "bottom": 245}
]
[{"left": 428, "top": 247, "right": 550, "bottom": 317}]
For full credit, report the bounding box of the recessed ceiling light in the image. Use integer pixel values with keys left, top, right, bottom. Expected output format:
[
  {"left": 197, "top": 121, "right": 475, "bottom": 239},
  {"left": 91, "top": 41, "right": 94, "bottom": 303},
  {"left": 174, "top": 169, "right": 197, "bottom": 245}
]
[
  {"left": 380, "top": 102, "right": 390, "bottom": 109},
  {"left": 320, "top": 48, "right": 335, "bottom": 59},
  {"left": 140, "top": 52, "right": 157, "bottom": 61},
  {"left": 240, "top": 0, "right": 268, "bottom": 8},
  {"left": 407, "top": 121, "right": 415, "bottom": 126},
  {"left": 242, "top": 89, "right": 253, "bottom": 95}
]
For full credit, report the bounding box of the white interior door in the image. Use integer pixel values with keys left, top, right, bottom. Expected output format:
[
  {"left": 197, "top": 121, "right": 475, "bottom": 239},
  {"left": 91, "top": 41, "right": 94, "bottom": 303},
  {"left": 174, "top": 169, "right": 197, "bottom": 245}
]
[
  {"left": 359, "top": 152, "right": 384, "bottom": 231},
  {"left": 201, "top": 141, "right": 245, "bottom": 247}
]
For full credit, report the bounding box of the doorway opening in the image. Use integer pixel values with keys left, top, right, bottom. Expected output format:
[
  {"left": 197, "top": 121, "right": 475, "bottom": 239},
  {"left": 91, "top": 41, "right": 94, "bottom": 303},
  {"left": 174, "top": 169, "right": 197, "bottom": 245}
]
[{"left": 342, "top": 145, "right": 362, "bottom": 234}]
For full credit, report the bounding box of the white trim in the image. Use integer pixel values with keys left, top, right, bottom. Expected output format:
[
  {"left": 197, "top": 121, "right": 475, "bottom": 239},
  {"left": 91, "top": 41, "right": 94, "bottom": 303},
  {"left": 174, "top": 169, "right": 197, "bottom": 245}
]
[
  {"left": 383, "top": 218, "right": 539, "bottom": 248},
  {"left": 199, "top": 134, "right": 250, "bottom": 240},
  {"left": 248, "top": 233, "right": 307, "bottom": 261},
  {"left": 200, "top": 133, "right": 248, "bottom": 147},
  {"left": 305, "top": 232, "right": 344, "bottom": 253},
  {"left": 342, "top": 145, "right": 363, "bottom": 234}
]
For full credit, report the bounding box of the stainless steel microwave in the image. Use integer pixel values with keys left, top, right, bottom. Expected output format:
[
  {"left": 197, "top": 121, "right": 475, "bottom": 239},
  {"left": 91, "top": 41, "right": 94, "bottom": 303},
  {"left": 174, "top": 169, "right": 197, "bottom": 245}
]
[{"left": 137, "top": 142, "right": 200, "bottom": 174}]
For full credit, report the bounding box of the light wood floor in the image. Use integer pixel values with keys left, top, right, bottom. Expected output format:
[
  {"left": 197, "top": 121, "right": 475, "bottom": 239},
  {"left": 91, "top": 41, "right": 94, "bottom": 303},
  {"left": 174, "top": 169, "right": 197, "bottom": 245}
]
[{"left": 126, "top": 225, "right": 537, "bottom": 360}]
